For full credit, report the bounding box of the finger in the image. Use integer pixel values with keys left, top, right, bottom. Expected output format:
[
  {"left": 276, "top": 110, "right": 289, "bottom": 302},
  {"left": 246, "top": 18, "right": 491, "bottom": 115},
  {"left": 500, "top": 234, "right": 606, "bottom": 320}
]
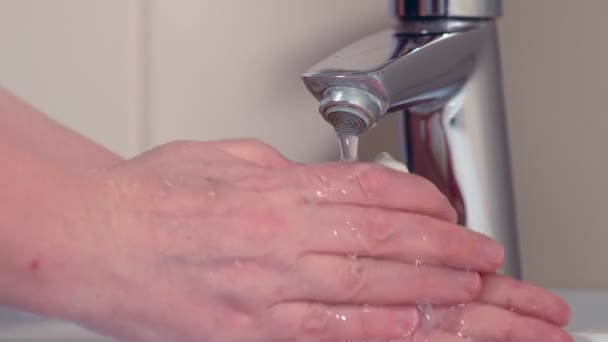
[
  {"left": 283, "top": 254, "right": 481, "bottom": 305},
  {"left": 423, "top": 303, "right": 573, "bottom": 342},
  {"left": 271, "top": 303, "right": 419, "bottom": 342},
  {"left": 210, "top": 138, "right": 292, "bottom": 168},
  {"left": 411, "top": 331, "right": 471, "bottom": 341},
  {"left": 288, "top": 162, "right": 458, "bottom": 222},
  {"left": 297, "top": 206, "right": 504, "bottom": 273},
  {"left": 479, "top": 273, "right": 571, "bottom": 326}
]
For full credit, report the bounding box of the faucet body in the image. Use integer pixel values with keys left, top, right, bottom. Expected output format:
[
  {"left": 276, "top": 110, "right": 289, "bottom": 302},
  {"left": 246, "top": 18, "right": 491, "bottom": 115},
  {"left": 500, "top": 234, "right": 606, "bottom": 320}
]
[{"left": 302, "top": 0, "right": 521, "bottom": 277}]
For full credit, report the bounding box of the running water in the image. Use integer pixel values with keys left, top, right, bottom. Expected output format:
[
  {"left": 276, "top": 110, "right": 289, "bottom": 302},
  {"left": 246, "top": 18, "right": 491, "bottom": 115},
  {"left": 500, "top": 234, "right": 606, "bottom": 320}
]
[
  {"left": 337, "top": 133, "right": 359, "bottom": 162},
  {"left": 334, "top": 133, "right": 471, "bottom": 340}
]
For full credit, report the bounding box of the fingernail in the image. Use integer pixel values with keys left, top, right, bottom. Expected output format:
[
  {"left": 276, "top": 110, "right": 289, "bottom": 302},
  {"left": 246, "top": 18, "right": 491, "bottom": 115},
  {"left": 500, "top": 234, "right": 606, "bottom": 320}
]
[
  {"left": 479, "top": 236, "right": 504, "bottom": 267},
  {"left": 550, "top": 329, "right": 573, "bottom": 342},
  {"left": 458, "top": 272, "right": 482, "bottom": 296}
]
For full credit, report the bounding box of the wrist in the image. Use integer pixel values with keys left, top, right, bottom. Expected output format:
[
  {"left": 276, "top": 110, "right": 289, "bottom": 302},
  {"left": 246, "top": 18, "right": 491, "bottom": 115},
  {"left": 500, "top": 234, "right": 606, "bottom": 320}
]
[{"left": 0, "top": 147, "right": 116, "bottom": 324}]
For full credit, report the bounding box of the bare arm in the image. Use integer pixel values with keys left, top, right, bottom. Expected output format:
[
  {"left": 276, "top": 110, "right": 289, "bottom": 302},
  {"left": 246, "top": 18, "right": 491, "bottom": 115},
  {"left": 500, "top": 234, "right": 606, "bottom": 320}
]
[
  {"left": 0, "top": 87, "right": 123, "bottom": 168},
  {"left": 0, "top": 87, "right": 120, "bottom": 317},
  {"left": 0, "top": 87, "right": 570, "bottom": 341}
]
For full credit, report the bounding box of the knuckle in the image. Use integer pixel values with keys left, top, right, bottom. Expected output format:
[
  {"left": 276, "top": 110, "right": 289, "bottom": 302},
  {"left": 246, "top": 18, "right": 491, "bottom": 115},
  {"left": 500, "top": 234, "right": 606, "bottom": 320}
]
[
  {"left": 240, "top": 139, "right": 289, "bottom": 166},
  {"left": 438, "top": 304, "right": 468, "bottom": 334},
  {"left": 301, "top": 304, "right": 331, "bottom": 333},
  {"left": 351, "top": 164, "right": 390, "bottom": 198},
  {"left": 360, "top": 209, "right": 397, "bottom": 252},
  {"left": 242, "top": 138, "right": 274, "bottom": 151},
  {"left": 339, "top": 258, "right": 368, "bottom": 300}
]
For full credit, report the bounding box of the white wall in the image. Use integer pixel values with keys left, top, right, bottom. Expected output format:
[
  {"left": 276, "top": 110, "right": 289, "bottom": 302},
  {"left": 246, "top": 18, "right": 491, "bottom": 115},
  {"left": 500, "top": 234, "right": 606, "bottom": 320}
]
[
  {"left": 498, "top": 0, "right": 608, "bottom": 287},
  {"left": 0, "top": 0, "right": 607, "bottom": 288},
  {"left": 143, "top": 1, "right": 391, "bottom": 162},
  {"left": 0, "top": 0, "right": 142, "bottom": 156}
]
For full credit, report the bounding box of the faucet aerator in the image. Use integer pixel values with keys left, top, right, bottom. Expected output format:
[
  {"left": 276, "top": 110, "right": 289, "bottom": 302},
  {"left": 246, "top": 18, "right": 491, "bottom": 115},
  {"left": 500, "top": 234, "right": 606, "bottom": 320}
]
[{"left": 319, "top": 86, "right": 386, "bottom": 135}]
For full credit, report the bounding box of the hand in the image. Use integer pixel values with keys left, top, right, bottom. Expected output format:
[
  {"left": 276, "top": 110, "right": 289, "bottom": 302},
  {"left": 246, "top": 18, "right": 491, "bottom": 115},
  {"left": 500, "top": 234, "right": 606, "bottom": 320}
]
[
  {"left": 45, "top": 139, "right": 505, "bottom": 341},
  {"left": 373, "top": 152, "right": 573, "bottom": 341},
  {"left": 407, "top": 274, "right": 573, "bottom": 342}
]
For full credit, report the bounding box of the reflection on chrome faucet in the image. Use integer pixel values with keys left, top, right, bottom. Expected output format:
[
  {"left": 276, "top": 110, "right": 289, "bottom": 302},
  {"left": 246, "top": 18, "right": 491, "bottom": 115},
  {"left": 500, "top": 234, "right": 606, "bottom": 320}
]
[{"left": 301, "top": 0, "right": 521, "bottom": 278}]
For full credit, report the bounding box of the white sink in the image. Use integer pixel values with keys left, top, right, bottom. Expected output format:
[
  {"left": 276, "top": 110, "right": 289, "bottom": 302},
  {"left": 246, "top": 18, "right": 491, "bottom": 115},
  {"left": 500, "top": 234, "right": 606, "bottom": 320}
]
[
  {"left": 554, "top": 289, "right": 608, "bottom": 342},
  {"left": 0, "top": 307, "right": 110, "bottom": 341},
  {"left": 0, "top": 289, "right": 605, "bottom": 341}
]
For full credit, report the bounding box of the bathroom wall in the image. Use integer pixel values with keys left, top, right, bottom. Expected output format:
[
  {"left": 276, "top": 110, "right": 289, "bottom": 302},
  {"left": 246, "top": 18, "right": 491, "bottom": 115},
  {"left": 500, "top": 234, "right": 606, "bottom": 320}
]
[
  {"left": 0, "top": 0, "right": 607, "bottom": 288},
  {"left": 498, "top": 0, "right": 608, "bottom": 288},
  {"left": 0, "top": 1, "right": 141, "bottom": 156}
]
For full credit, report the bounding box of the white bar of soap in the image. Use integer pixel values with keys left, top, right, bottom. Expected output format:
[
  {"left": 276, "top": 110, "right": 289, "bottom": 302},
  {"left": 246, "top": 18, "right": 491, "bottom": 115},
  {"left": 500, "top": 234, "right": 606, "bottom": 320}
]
[{"left": 374, "top": 152, "right": 409, "bottom": 173}]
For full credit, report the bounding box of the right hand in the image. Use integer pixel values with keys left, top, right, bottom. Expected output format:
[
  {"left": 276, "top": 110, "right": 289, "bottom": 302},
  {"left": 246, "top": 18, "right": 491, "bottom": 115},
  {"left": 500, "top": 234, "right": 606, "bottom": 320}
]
[
  {"left": 45, "top": 139, "right": 506, "bottom": 341},
  {"left": 407, "top": 273, "right": 573, "bottom": 341}
]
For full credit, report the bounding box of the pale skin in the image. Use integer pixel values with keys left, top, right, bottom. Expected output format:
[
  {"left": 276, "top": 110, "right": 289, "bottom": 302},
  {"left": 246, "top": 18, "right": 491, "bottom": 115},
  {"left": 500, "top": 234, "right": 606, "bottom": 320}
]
[{"left": 0, "top": 87, "right": 572, "bottom": 341}]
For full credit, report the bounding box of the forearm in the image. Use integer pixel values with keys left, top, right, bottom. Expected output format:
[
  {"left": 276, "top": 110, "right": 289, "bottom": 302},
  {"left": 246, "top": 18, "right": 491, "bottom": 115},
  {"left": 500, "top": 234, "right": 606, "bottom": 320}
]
[
  {"left": 0, "top": 88, "right": 118, "bottom": 319},
  {"left": 0, "top": 87, "right": 124, "bottom": 168},
  {"left": 0, "top": 140, "right": 97, "bottom": 314}
]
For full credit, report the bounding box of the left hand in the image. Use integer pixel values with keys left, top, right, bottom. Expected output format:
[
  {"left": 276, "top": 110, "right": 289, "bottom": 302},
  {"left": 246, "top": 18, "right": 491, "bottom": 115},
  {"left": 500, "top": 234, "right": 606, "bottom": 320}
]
[{"left": 407, "top": 273, "right": 573, "bottom": 341}]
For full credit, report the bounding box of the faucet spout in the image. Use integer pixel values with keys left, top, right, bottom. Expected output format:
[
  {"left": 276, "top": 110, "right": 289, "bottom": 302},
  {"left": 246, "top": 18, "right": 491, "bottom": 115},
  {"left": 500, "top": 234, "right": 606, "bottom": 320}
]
[
  {"left": 301, "top": 14, "right": 522, "bottom": 278},
  {"left": 302, "top": 23, "right": 484, "bottom": 134}
]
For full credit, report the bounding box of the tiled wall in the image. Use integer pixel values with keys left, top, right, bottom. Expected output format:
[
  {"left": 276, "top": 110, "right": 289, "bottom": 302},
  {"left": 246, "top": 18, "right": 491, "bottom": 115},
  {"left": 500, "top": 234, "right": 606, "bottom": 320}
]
[{"left": 1, "top": 0, "right": 607, "bottom": 288}]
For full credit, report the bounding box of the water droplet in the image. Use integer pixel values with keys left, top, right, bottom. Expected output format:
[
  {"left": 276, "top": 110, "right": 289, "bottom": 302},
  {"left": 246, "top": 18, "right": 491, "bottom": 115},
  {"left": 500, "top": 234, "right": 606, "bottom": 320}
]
[
  {"left": 315, "top": 190, "right": 327, "bottom": 198},
  {"left": 416, "top": 302, "right": 436, "bottom": 331},
  {"left": 318, "top": 175, "right": 329, "bottom": 185},
  {"left": 333, "top": 230, "right": 339, "bottom": 237},
  {"left": 415, "top": 259, "right": 424, "bottom": 267}
]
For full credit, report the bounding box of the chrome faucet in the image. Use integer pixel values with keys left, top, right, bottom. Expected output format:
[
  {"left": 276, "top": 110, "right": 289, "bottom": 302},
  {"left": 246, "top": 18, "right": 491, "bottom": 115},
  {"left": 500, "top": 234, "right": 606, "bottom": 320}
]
[{"left": 302, "top": 0, "right": 521, "bottom": 278}]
